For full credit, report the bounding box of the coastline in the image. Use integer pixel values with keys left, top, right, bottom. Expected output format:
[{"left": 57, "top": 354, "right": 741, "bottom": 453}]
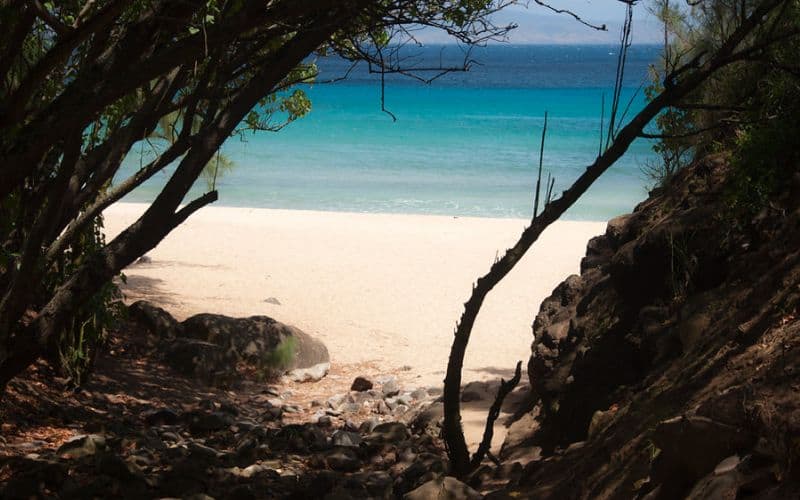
[{"left": 103, "top": 202, "right": 606, "bottom": 387}]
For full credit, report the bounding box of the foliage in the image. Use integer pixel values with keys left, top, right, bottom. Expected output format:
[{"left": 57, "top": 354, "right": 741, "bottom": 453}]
[
  {"left": 644, "top": 0, "right": 800, "bottom": 201},
  {"left": 51, "top": 218, "right": 125, "bottom": 386},
  {"left": 0, "top": 0, "right": 515, "bottom": 390}
]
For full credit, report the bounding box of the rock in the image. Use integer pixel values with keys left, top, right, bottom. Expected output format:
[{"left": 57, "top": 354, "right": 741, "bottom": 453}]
[
  {"left": 587, "top": 405, "right": 618, "bottom": 439},
  {"left": 128, "top": 300, "right": 181, "bottom": 339},
  {"left": 187, "top": 441, "right": 220, "bottom": 461},
  {"left": 460, "top": 381, "right": 494, "bottom": 402},
  {"left": 180, "top": 313, "right": 329, "bottom": 372},
  {"left": 264, "top": 297, "right": 282, "bottom": 305},
  {"left": 404, "top": 476, "right": 482, "bottom": 500},
  {"left": 327, "top": 393, "right": 347, "bottom": 410},
  {"left": 325, "top": 447, "right": 361, "bottom": 472},
  {"left": 360, "top": 471, "right": 394, "bottom": 497},
  {"left": 394, "top": 404, "right": 410, "bottom": 416},
  {"left": 411, "top": 402, "right": 443, "bottom": 436},
  {"left": 375, "top": 399, "right": 390, "bottom": 415},
  {"left": 368, "top": 422, "right": 410, "bottom": 443},
  {"left": 382, "top": 379, "right": 400, "bottom": 397},
  {"left": 410, "top": 388, "right": 429, "bottom": 401},
  {"left": 286, "top": 362, "right": 330, "bottom": 383},
  {"left": 164, "top": 338, "right": 232, "bottom": 386},
  {"left": 650, "top": 415, "right": 756, "bottom": 497},
  {"left": 185, "top": 410, "right": 232, "bottom": 435},
  {"left": 351, "top": 376, "right": 374, "bottom": 392},
  {"left": 143, "top": 408, "right": 180, "bottom": 426},
  {"left": 331, "top": 430, "right": 362, "bottom": 447},
  {"left": 359, "top": 417, "right": 380, "bottom": 434},
  {"left": 0, "top": 458, "right": 68, "bottom": 500},
  {"left": 57, "top": 434, "right": 106, "bottom": 458},
  {"left": 94, "top": 451, "right": 145, "bottom": 483}
]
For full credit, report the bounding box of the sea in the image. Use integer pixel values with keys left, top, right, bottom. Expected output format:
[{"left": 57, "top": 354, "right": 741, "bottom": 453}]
[{"left": 119, "top": 44, "right": 662, "bottom": 221}]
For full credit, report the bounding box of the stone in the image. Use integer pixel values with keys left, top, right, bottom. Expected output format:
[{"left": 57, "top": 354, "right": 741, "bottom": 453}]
[
  {"left": 164, "top": 338, "right": 231, "bottom": 385},
  {"left": 327, "top": 393, "right": 347, "bottom": 410},
  {"left": 394, "top": 404, "right": 410, "bottom": 416},
  {"left": 57, "top": 434, "right": 106, "bottom": 459},
  {"left": 359, "top": 418, "right": 380, "bottom": 434},
  {"left": 286, "top": 362, "right": 330, "bottom": 383},
  {"left": 180, "top": 313, "right": 329, "bottom": 371},
  {"left": 325, "top": 447, "right": 361, "bottom": 472},
  {"left": 185, "top": 410, "right": 232, "bottom": 435},
  {"left": 331, "top": 430, "right": 362, "bottom": 448},
  {"left": 127, "top": 300, "right": 181, "bottom": 339},
  {"left": 351, "top": 376, "right": 374, "bottom": 392},
  {"left": 368, "top": 422, "right": 410, "bottom": 443},
  {"left": 143, "top": 408, "right": 179, "bottom": 426},
  {"left": 411, "top": 402, "right": 443, "bottom": 436},
  {"left": 187, "top": 441, "right": 220, "bottom": 461},
  {"left": 411, "top": 388, "right": 429, "bottom": 401},
  {"left": 404, "top": 476, "right": 482, "bottom": 500},
  {"left": 651, "top": 415, "right": 756, "bottom": 495},
  {"left": 382, "top": 379, "right": 400, "bottom": 397}
]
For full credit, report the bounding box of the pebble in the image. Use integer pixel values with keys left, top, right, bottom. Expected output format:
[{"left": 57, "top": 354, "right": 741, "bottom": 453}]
[{"left": 351, "top": 376, "right": 374, "bottom": 392}]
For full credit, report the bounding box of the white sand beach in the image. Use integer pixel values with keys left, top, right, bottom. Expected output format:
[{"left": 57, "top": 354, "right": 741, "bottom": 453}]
[{"left": 104, "top": 203, "right": 605, "bottom": 389}]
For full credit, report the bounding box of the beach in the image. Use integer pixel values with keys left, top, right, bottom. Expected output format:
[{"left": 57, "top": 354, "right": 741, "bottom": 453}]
[{"left": 104, "top": 203, "right": 605, "bottom": 388}]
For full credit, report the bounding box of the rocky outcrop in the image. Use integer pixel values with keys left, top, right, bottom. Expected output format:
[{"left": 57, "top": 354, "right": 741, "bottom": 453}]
[
  {"left": 501, "top": 156, "right": 800, "bottom": 498},
  {"left": 127, "top": 303, "right": 329, "bottom": 386}
]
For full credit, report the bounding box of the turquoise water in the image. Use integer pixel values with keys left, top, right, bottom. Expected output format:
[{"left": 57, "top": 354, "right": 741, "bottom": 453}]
[{"left": 119, "top": 45, "right": 661, "bottom": 221}]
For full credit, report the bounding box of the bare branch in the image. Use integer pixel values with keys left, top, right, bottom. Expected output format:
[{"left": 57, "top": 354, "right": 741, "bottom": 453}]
[
  {"left": 470, "top": 361, "right": 523, "bottom": 469},
  {"left": 531, "top": 0, "right": 607, "bottom": 31}
]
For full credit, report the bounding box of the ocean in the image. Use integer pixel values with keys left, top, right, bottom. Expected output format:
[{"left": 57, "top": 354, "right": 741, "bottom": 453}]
[{"left": 119, "top": 44, "right": 662, "bottom": 221}]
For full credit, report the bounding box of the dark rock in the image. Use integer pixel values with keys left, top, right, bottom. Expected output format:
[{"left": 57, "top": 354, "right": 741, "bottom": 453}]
[
  {"left": 185, "top": 410, "right": 233, "bottom": 435},
  {"left": 128, "top": 300, "right": 181, "bottom": 339},
  {"left": 181, "top": 313, "right": 329, "bottom": 371},
  {"left": 164, "top": 338, "right": 232, "bottom": 386},
  {"left": 324, "top": 446, "right": 362, "bottom": 472},
  {"left": 143, "top": 408, "right": 179, "bottom": 426},
  {"left": 650, "top": 415, "right": 757, "bottom": 498},
  {"left": 0, "top": 458, "right": 68, "bottom": 500},
  {"left": 351, "top": 376, "right": 374, "bottom": 392}
]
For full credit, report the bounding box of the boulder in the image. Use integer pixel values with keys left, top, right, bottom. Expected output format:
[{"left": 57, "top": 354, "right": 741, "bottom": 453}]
[
  {"left": 127, "top": 300, "right": 182, "bottom": 339},
  {"left": 180, "top": 313, "right": 329, "bottom": 371}
]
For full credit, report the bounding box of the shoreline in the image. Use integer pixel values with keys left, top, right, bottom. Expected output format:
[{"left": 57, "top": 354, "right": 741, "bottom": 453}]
[
  {"left": 104, "top": 202, "right": 607, "bottom": 387},
  {"left": 113, "top": 199, "right": 621, "bottom": 223}
]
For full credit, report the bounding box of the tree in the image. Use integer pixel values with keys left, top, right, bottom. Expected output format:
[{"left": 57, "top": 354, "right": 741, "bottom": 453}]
[
  {"left": 440, "top": 0, "right": 798, "bottom": 478},
  {"left": 0, "top": 0, "right": 516, "bottom": 391}
]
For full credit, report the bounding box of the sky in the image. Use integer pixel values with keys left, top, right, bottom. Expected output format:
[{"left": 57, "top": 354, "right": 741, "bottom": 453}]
[{"left": 419, "top": 0, "right": 664, "bottom": 44}]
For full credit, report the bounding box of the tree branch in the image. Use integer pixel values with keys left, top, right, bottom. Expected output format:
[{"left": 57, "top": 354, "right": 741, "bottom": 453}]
[{"left": 470, "top": 361, "right": 522, "bottom": 469}]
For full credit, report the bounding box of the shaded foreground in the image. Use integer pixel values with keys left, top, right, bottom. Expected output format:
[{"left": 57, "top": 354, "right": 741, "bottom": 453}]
[{"left": 0, "top": 315, "right": 521, "bottom": 499}]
